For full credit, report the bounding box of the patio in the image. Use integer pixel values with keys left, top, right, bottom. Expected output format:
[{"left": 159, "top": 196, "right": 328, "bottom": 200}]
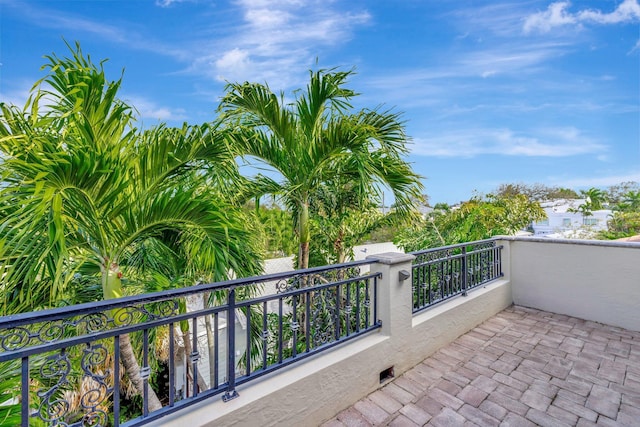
[{"left": 325, "top": 305, "right": 640, "bottom": 427}]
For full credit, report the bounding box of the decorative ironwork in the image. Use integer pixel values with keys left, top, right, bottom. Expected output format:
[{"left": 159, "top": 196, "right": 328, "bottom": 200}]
[
  {"left": 75, "top": 343, "right": 111, "bottom": 427},
  {"left": 0, "top": 300, "right": 180, "bottom": 354},
  {"left": 411, "top": 239, "right": 503, "bottom": 313},
  {"left": 35, "top": 351, "right": 72, "bottom": 424}
]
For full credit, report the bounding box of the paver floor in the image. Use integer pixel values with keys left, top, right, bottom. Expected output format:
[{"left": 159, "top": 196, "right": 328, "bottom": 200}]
[{"left": 322, "top": 305, "right": 640, "bottom": 426}]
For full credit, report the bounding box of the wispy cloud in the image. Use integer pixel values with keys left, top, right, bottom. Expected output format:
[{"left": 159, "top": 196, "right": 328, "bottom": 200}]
[
  {"left": 524, "top": 0, "right": 640, "bottom": 34},
  {"left": 155, "top": 0, "right": 192, "bottom": 7},
  {"left": 4, "top": 1, "right": 186, "bottom": 60},
  {"left": 124, "top": 95, "right": 187, "bottom": 122},
  {"left": 412, "top": 127, "right": 607, "bottom": 158},
  {"left": 554, "top": 171, "right": 640, "bottom": 188},
  {"left": 186, "top": 0, "right": 371, "bottom": 89}
]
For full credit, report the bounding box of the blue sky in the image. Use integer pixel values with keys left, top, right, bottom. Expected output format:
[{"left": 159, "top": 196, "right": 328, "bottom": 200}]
[{"left": 1, "top": 0, "right": 639, "bottom": 204}]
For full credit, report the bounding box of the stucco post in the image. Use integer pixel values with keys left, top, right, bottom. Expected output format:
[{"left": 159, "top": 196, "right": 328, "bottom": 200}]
[
  {"left": 366, "top": 252, "right": 415, "bottom": 337},
  {"left": 494, "top": 237, "right": 511, "bottom": 283}
]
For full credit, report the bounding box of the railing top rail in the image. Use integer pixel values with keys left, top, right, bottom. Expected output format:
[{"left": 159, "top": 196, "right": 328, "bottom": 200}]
[
  {"left": 0, "top": 258, "right": 377, "bottom": 328},
  {"left": 409, "top": 238, "right": 498, "bottom": 257}
]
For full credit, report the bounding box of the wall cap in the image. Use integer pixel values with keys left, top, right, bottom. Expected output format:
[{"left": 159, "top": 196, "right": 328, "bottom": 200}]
[{"left": 366, "top": 252, "right": 415, "bottom": 265}]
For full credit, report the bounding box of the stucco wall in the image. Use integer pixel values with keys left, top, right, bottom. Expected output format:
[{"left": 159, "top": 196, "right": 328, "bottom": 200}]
[{"left": 505, "top": 237, "right": 640, "bottom": 331}]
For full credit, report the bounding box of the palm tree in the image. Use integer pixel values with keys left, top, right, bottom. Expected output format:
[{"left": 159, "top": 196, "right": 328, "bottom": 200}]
[
  {"left": 615, "top": 190, "right": 640, "bottom": 213},
  {"left": 219, "top": 68, "right": 423, "bottom": 269},
  {"left": 0, "top": 45, "right": 262, "bottom": 412}
]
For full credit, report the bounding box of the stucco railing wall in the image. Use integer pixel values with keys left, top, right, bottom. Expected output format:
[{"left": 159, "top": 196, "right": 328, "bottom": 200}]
[
  {"left": 500, "top": 237, "right": 640, "bottom": 332},
  {"left": 156, "top": 252, "right": 512, "bottom": 427}
]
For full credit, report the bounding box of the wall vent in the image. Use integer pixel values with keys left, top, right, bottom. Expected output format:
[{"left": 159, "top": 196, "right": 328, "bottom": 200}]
[{"left": 379, "top": 366, "right": 394, "bottom": 383}]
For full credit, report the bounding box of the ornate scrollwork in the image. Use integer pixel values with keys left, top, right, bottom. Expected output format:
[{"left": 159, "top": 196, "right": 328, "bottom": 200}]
[
  {"left": 36, "top": 351, "right": 72, "bottom": 424},
  {"left": 310, "top": 287, "right": 337, "bottom": 347},
  {"left": 76, "top": 343, "right": 111, "bottom": 427},
  {"left": 0, "top": 327, "right": 31, "bottom": 351}
]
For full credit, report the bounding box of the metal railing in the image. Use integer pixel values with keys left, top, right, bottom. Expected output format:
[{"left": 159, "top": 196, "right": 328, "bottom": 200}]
[
  {"left": 0, "top": 260, "right": 380, "bottom": 426},
  {"left": 410, "top": 239, "right": 503, "bottom": 313}
]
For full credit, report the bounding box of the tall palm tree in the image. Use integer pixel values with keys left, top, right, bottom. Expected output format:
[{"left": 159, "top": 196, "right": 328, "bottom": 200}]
[
  {"left": 0, "top": 45, "right": 262, "bottom": 411},
  {"left": 219, "top": 68, "right": 423, "bottom": 269}
]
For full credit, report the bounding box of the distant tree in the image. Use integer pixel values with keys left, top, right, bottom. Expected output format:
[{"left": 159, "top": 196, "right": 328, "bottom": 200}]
[
  {"left": 493, "top": 183, "right": 578, "bottom": 201},
  {"left": 569, "top": 187, "right": 608, "bottom": 217},
  {"left": 395, "top": 194, "right": 546, "bottom": 252},
  {"left": 607, "top": 181, "right": 640, "bottom": 204},
  {"left": 599, "top": 212, "right": 640, "bottom": 240},
  {"left": 432, "top": 202, "right": 451, "bottom": 211},
  {"left": 613, "top": 190, "right": 640, "bottom": 213}
]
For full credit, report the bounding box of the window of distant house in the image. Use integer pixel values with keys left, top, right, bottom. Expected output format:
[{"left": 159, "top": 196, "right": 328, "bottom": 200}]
[
  {"left": 583, "top": 218, "right": 599, "bottom": 226},
  {"left": 536, "top": 219, "right": 549, "bottom": 226},
  {"left": 562, "top": 218, "right": 571, "bottom": 227}
]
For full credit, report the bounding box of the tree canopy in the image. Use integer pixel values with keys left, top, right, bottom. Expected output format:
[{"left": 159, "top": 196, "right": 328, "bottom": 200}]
[{"left": 219, "top": 68, "right": 423, "bottom": 269}]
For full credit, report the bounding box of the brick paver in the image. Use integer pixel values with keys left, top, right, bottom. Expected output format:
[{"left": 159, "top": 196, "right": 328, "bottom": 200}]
[{"left": 321, "top": 306, "right": 640, "bottom": 426}]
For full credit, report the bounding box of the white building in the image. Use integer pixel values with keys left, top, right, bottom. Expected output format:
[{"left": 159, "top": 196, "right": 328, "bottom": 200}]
[{"left": 531, "top": 199, "right": 612, "bottom": 237}]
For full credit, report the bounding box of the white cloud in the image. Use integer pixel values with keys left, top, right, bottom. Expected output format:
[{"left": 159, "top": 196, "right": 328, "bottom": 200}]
[
  {"left": 186, "top": 0, "right": 371, "bottom": 89},
  {"left": 556, "top": 171, "right": 640, "bottom": 188},
  {"left": 124, "top": 95, "right": 187, "bottom": 122},
  {"left": 155, "top": 0, "right": 191, "bottom": 7},
  {"left": 524, "top": 0, "right": 640, "bottom": 33},
  {"left": 412, "top": 127, "right": 607, "bottom": 158},
  {"left": 578, "top": 0, "right": 640, "bottom": 24}
]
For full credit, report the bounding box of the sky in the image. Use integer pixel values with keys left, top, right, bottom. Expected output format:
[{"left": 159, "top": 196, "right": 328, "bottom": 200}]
[{"left": 0, "top": 0, "right": 639, "bottom": 204}]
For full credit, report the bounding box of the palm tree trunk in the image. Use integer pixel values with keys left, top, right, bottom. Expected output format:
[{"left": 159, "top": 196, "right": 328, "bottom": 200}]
[
  {"left": 119, "top": 334, "right": 162, "bottom": 411},
  {"left": 297, "top": 201, "right": 310, "bottom": 270},
  {"left": 102, "top": 262, "right": 162, "bottom": 412}
]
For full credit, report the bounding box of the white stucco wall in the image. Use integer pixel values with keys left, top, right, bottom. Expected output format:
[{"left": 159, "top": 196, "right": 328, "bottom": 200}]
[{"left": 503, "top": 237, "right": 640, "bottom": 331}]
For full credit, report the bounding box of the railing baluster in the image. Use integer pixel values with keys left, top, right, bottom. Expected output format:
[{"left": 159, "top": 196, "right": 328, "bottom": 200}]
[
  {"left": 305, "top": 291, "right": 311, "bottom": 352},
  {"left": 461, "top": 246, "right": 467, "bottom": 296},
  {"left": 21, "top": 356, "right": 28, "bottom": 427},
  {"left": 223, "top": 287, "right": 238, "bottom": 401},
  {"left": 278, "top": 297, "right": 283, "bottom": 364},
  {"left": 168, "top": 324, "right": 175, "bottom": 407},
  {"left": 114, "top": 336, "right": 121, "bottom": 427},
  {"left": 355, "top": 281, "right": 361, "bottom": 333},
  {"left": 214, "top": 313, "right": 219, "bottom": 388},
  {"left": 262, "top": 301, "right": 268, "bottom": 369},
  {"left": 291, "top": 294, "right": 298, "bottom": 358},
  {"left": 335, "top": 284, "right": 341, "bottom": 340},
  {"left": 246, "top": 305, "right": 251, "bottom": 376},
  {"left": 191, "top": 318, "right": 198, "bottom": 398},
  {"left": 143, "top": 329, "right": 150, "bottom": 418}
]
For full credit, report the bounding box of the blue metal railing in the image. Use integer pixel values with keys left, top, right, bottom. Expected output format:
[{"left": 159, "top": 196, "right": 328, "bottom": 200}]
[
  {"left": 0, "top": 260, "right": 380, "bottom": 426},
  {"left": 410, "top": 239, "right": 503, "bottom": 313}
]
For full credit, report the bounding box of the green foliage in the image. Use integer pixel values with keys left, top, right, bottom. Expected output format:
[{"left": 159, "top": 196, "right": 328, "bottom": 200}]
[
  {"left": 606, "top": 181, "right": 640, "bottom": 204},
  {"left": 251, "top": 204, "right": 297, "bottom": 257},
  {"left": 493, "top": 183, "right": 579, "bottom": 201},
  {"left": 598, "top": 212, "right": 640, "bottom": 240},
  {"left": 613, "top": 190, "right": 640, "bottom": 213},
  {"left": 0, "top": 43, "right": 263, "bottom": 315},
  {"left": 219, "top": 67, "right": 423, "bottom": 269},
  {"left": 395, "top": 194, "right": 546, "bottom": 252}
]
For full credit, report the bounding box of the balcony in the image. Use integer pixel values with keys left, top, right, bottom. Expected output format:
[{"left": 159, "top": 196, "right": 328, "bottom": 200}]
[{"left": 1, "top": 237, "right": 638, "bottom": 426}]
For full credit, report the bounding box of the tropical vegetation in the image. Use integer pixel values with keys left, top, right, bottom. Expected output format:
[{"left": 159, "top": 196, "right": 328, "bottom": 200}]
[
  {"left": 395, "top": 194, "right": 546, "bottom": 252},
  {"left": 218, "top": 68, "right": 423, "bottom": 269},
  {"left": 0, "top": 44, "right": 263, "bottom": 417}
]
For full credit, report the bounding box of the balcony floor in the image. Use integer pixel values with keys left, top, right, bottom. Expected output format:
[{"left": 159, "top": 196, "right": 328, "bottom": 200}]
[{"left": 323, "top": 306, "right": 640, "bottom": 426}]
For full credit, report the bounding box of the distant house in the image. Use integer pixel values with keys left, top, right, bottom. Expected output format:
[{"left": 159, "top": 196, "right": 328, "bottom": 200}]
[{"left": 530, "top": 199, "right": 611, "bottom": 237}]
